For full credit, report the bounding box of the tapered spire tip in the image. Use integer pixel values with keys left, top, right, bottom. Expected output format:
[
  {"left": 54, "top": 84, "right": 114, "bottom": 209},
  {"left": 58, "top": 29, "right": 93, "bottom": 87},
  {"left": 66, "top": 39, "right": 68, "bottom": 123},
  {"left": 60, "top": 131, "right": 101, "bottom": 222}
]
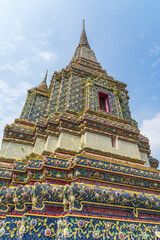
[
  {"left": 78, "top": 19, "right": 90, "bottom": 49},
  {"left": 83, "top": 19, "right": 85, "bottom": 27},
  {"left": 44, "top": 70, "right": 48, "bottom": 82}
]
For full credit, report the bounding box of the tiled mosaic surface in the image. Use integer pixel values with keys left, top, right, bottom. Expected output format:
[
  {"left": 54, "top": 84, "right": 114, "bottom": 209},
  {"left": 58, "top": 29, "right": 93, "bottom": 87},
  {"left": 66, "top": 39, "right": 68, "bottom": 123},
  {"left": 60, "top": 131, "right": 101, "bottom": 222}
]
[
  {"left": 57, "top": 216, "right": 160, "bottom": 240},
  {"left": 21, "top": 91, "right": 48, "bottom": 122},
  {"left": 20, "top": 67, "right": 132, "bottom": 122},
  {"left": 0, "top": 183, "right": 63, "bottom": 212},
  {"left": 9, "top": 155, "right": 160, "bottom": 191},
  {"left": 72, "top": 45, "right": 97, "bottom": 61},
  {"left": 0, "top": 215, "right": 59, "bottom": 240},
  {"left": 67, "top": 75, "right": 85, "bottom": 113},
  {"left": 20, "top": 91, "right": 35, "bottom": 120},
  {"left": 0, "top": 180, "right": 160, "bottom": 239},
  {"left": 56, "top": 77, "right": 69, "bottom": 113},
  {"left": 10, "top": 155, "right": 159, "bottom": 180},
  {"left": 0, "top": 215, "right": 159, "bottom": 239},
  {"left": 120, "top": 90, "right": 132, "bottom": 121},
  {"left": 90, "top": 81, "right": 123, "bottom": 118},
  {"left": 48, "top": 78, "right": 60, "bottom": 116},
  {"left": 29, "top": 95, "right": 48, "bottom": 122},
  {"left": 0, "top": 20, "right": 159, "bottom": 240},
  {"left": 2, "top": 81, "right": 151, "bottom": 160},
  {"left": 83, "top": 113, "right": 139, "bottom": 132},
  {"left": 3, "top": 127, "right": 147, "bottom": 161}
]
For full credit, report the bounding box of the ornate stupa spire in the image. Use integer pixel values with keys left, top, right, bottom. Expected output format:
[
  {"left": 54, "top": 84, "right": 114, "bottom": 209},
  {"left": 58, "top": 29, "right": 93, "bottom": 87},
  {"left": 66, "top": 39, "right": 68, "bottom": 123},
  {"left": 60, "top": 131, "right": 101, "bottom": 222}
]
[
  {"left": 78, "top": 19, "right": 90, "bottom": 49},
  {"left": 70, "top": 19, "right": 98, "bottom": 63},
  {"left": 37, "top": 70, "right": 48, "bottom": 90},
  {"left": 0, "top": 21, "right": 159, "bottom": 240}
]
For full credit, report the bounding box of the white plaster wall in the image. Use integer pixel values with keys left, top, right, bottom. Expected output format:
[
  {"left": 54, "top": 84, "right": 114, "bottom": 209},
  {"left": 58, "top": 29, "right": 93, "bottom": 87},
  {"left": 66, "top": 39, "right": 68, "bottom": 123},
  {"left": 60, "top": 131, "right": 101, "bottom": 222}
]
[
  {"left": 0, "top": 141, "right": 33, "bottom": 160},
  {"left": 45, "top": 135, "right": 58, "bottom": 152},
  {"left": 140, "top": 152, "right": 150, "bottom": 167},
  {"left": 84, "top": 132, "right": 141, "bottom": 160},
  {"left": 0, "top": 131, "right": 146, "bottom": 162},
  {"left": 33, "top": 137, "right": 46, "bottom": 154},
  {"left": 56, "top": 132, "right": 80, "bottom": 152}
]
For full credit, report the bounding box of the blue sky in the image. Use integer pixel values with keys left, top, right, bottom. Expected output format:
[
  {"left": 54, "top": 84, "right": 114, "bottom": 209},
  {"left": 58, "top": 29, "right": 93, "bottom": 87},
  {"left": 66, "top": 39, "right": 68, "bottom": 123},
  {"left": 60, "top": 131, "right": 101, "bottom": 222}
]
[{"left": 0, "top": 0, "right": 159, "bottom": 160}]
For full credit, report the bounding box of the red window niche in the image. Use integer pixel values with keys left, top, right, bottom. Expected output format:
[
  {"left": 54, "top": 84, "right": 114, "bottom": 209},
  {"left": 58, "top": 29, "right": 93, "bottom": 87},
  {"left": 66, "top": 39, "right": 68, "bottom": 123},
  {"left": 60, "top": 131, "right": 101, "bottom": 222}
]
[{"left": 98, "top": 92, "right": 111, "bottom": 113}]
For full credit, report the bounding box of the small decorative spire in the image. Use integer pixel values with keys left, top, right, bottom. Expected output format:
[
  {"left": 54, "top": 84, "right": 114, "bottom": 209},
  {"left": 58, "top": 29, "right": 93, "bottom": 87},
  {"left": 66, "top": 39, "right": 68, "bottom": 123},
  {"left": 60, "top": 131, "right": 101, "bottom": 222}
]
[
  {"left": 37, "top": 70, "right": 48, "bottom": 90},
  {"left": 44, "top": 70, "right": 48, "bottom": 82},
  {"left": 78, "top": 19, "right": 90, "bottom": 49},
  {"left": 83, "top": 19, "right": 85, "bottom": 29}
]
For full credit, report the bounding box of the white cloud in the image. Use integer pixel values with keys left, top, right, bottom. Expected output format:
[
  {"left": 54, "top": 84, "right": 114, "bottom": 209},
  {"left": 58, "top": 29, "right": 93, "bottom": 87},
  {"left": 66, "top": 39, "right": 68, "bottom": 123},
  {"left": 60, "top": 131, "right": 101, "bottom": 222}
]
[
  {"left": 0, "top": 40, "right": 15, "bottom": 56},
  {"left": 151, "top": 95, "right": 159, "bottom": 102},
  {"left": 150, "top": 71, "right": 160, "bottom": 78},
  {"left": 0, "top": 63, "right": 15, "bottom": 72},
  {"left": 38, "top": 51, "right": 57, "bottom": 62},
  {"left": 0, "top": 58, "right": 30, "bottom": 76},
  {"left": 151, "top": 58, "right": 160, "bottom": 68},
  {"left": 140, "top": 113, "right": 160, "bottom": 158},
  {"left": 148, "top": 46, "right": 160, "bottom": 68},
  {"left": 10, "top": 32, "right": 25, "bottom": 42},
  {"left": 0, "top": 79, "right": 8, "bottom": 89},
  {"left": 122, "top": 28, "right": 148, "bottom": 44},
  {"left": 0, "top": 31, "right": 25, "bottom": 56},
  {"left": 148, "top": 45, "right": 160, "bottom": 57},
  {"left": 30, "top": 30, "right": 52, "bottom": 40},
  {"left": 29, "top": 30, "right": 58, "bottom": 63},
  {"left": 29, "top": 29, "right": 53, "bottom": 48},
  {"left": 14, "top": 59, "right": 29, "bottom": 74},
  {"left": 0, "top": 78, "right": 32, "bottom": 101},
  {"left": 0, "top": 49, "right": 58, "bottom": 77}
]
